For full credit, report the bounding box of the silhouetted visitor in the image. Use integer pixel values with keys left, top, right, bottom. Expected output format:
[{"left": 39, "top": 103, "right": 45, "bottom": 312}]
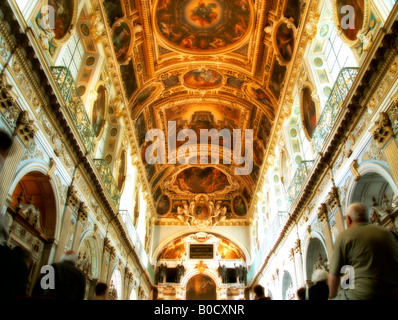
[
  {"left": 308, "top": 269, "right": 329, "bottom": 300},
  {"left": 90, "top": 282, "right": 108, "bottom": 300},
  {"left": 329, "top": 202, "right": 398, "bottom": 299},
  {"left": 0, "top": 129, "right": 13, "bottom": 170},
  {"left": 0, "top": 213, "right": 29, "bottom": 299},
  {"left": 253, "top": 284, "right": 271, "bottom": 300},
  {"left": 32, "top": 250, "right": 86, "bottom": 300},
  {"left": 296, "top": 286, "right": 306, "bottom": 300}
]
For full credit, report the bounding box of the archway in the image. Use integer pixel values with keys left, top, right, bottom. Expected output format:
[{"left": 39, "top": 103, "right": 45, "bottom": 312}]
[
  {"left": 186, "top": 274, "right": 217, "bottom": 300},
  {"left": 305, "top": 237, "right": 328, "bottom": 282},
  {"left": 129, "top": 287, "right": 138, "bottom": 300},
  {"left": 109, "top": 269, "right": 122, "bottom": 300},
  {"left": 282, "top": 271, "right": 295, "bottom": 300},
  {"left": 350, "top": 172, "right": 396, "bottom": 210},
  {"left": 8, "top": 171, "right": 57, "bottom": 294},
  {"left": 77, "top": 236, "right": 99, "bottom": 299}
]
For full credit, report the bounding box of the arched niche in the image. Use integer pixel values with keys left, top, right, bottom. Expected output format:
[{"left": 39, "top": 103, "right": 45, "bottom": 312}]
[
  {"left": 281, "top": 270, "right": 295, "bottom": 300},
  {"left": 129, "top": 287, "right": 138, "bottom": 300},
  {"left": 77, "top": 235, "right": 100, "bottom": 298},
  {"left": 152, "top": 230, "right": 251, "bottom": 264},
  {"left": 108, "top": 268, "right": 123, "bottom": 300},
  {"left": 10, "top": 171, "right": 57, "bottom": 238},
  {"left": 184, "top": 272, "right": 218, "bottom": 300},
  {"left": 8, "top": 170, "right": 59, "bottom": 293},
  {"left": 305, "top": 237, "right": 328, "bottom": 282},
  {"left": 349, "top": 171, "right": 396, "bottom": 210}
]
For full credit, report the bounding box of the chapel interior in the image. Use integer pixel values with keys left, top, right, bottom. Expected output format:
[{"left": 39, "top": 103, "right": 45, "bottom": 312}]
[{"left": 0, "top": 0, "right": 398, "bottom": 300}]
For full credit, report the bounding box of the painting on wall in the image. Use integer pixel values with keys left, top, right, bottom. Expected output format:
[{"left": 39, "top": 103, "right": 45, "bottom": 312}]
[
  {"left": 117, "top": 149, "right": 127, "bottom": 191},
  {"left": 120, "top": 60, "right": 138, "bottom": 99},
  {"left": 112, "top": 18, "right": 133, "bottom": 64},
  {"left": 233, "top": 195, "right": 247, "bottom": 216},
  {"left": 301, "top": 86, "right": 317, "bottom": 139},
  {"left": 248, "top": 86, "right": 275, "bottom": 120},
  {"left": 284, "top": 0, "right": 303, "bottom": 27},
  {"left": 257, "top": 113, "right": 272, "bottom": 147},
  {"left": 226, "top": 76, "right": 244, "bottom": 90},
  {"left": 103, "top": 0, "right": 124, "bottom": 26},
  {"left": 49, "top": 0, "right": 75, "bottom": 42},
  {"left": 155, "top": 0, "right": 253, "bottom": 53},
  {"left": 92, "top": 85, "right": 107, "bottom": 137},
  {"left": 336, "top": 0, "right": 365, "bottom": 42},
  {"left": 186, "top": 274, "right": 217, "bottom": 300},
  {"left": 159, "top": 239, "right": 186, "bottom": 259},
  {"left": 174, "top": 167, "right": 229, "bottom": 194},
  {"left": 269, "top": 61, "right": 287, "bottom": 99},
  {"left": 152, "top": 167, "right": 168, "bottom": 188},
  {"left": 183, "top": 69, "right": 223, "bottom": 89},
  {"left": 156, "top": 195, "right": 171, "bottom": 215},
  {"left": 162, "top": 74, "right": 180, "bottom": 89},
  {"left": 165, "top": 103, "right": 240, "bottom": 149},
  {"left": 137, "top": 86, "right": 157, "bottom": 105},
  {"left": 135, "top": 112, "right": 146, "bottom": 146},
  {"left": 274, "top": 20, "right": 295, "bottom": 64},
  {"left": 253, "top": 139, "right": 265, "bottom": 166}
]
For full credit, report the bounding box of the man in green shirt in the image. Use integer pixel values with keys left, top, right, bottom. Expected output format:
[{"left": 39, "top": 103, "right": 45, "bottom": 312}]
[{"left": 328, "top": 202, "right": 398, "bottom": 299}]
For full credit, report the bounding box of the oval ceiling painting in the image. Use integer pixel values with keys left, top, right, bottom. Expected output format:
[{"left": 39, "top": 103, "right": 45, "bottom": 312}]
[
  {"left": 112, "top": 18, "right": 133, "bottom": 64},
  {"left": 301, "top": 86, "right": 317, "bottom": 140},
  {"left": 174, "top": 167, "right": 229, "bottom": 194},
  {"left": 155, "top": 0, "right": 253, "bottom": 53},
  {"left": 274, "top": 20, "right": 295, "bottom": 65},
  {"left": 336, "top": 0, "right": 366, "bottom": 42},
  {"left": 48, "top": 0, "right": 77, "bottom": 44},
  {"left": 183, "top": 69, "right": 223, "bottom": 89}
]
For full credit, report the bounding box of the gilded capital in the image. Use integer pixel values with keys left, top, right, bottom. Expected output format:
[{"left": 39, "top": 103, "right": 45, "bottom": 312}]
[
  {"left": 16, "top": 111, "right": 36, "bottom": 145},
  {"left": 66, "top": 185, "right": 80, "bottom": 210},
  {"left": 317, "top": 203, "right": 328, "bottom": 223},
  {"left": 326, "top": 187, "right": 340, "bottom": 211},
  {"left": 78, "top": 202, "right": 88, "bottom": 223},
  {"left": 371, "top": 112, "right": 394, "bottom": 148}
]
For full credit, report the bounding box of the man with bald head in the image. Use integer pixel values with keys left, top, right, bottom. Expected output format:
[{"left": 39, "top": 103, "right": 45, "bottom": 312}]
[{"left": 329, "top": 202, "right": 398, "bottom": 299}]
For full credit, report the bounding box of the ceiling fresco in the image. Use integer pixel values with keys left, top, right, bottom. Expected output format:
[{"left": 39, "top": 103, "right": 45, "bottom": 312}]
[
  {"left": 98, "top": 0, "right": 307, "bottom": 227},
  {"left": 154, "top": 0, "right": 253, "bottom": 53}
]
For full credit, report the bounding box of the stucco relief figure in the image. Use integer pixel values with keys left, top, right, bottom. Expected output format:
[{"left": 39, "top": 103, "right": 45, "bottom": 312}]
[
  {"left": 212, "top": 201, "right": 228, "bottom": 228},
  {"left": 157, "top": 263, "right": 168, "bottom": 284},
  {"left": 176, "top": 263, "right": 185, "bottom": 282},
  {"left": 190, "top": 0, "right": 218, "bottom": 27},
  {"left": 175, "top": 201, "right": 194, "bottom": 227}
]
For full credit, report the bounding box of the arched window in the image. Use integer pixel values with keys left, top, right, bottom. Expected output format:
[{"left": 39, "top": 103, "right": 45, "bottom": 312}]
[{"left": 109, "top": 269, "right": 122, "bottom": 300}]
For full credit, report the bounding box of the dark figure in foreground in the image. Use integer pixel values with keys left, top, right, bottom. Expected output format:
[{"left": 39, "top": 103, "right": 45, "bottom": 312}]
[
  {"left": 32, "top": 250, "right": 86, "bottom": 300},
  {"left": 296, "top": 287, "right": 306, "bottom": 300},
  {"left": 0, "top": 213, "right": 29, "bottom": 299},
  {"left": 308, "top": 269, "right": 329, "bottom": 300},
  {"left": 90, "top": 282, "right": 108, "bottom": 300},
  {"left": 329, "top": 202, "right": 398, "bottom": 299},
  {"left": 253, "top": 284, "right": 271, "bottom": 300}
]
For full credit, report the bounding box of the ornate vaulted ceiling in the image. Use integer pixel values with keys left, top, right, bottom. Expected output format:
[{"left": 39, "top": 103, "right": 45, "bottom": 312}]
[{"left": 100, "top": 0, "right": 307, "bottom": 227}]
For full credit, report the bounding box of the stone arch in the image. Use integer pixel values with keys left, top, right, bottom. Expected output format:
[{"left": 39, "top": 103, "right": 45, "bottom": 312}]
[
  {"left": 77, "top": 232, "right": 100, "bottom": 279},
  {"left": 346, "top": 161, "right": 398, "bottom": 211},
  {"left": 152, "top": 230, "right": 251, "bottom": 264},
  {"left": 281, "top": 270, "right": 295, "bottom": 300},
  {"left": 9, "top": 161, "right": 62, "bottom": 241},
  {"left": 108, "top": 267, "right": 123, "bottom": 300},
  {"left": 304, "top": 236, "right": 328, "bottom": 284},
  {"left": 181, "top": 269, "right": 220, "bottom": 300},
  {"left": 7, "top": 164, "right": 62, "bottom": 294},
  {"left": 129, "top": 286, "right": 138, "bottom": 300}
]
